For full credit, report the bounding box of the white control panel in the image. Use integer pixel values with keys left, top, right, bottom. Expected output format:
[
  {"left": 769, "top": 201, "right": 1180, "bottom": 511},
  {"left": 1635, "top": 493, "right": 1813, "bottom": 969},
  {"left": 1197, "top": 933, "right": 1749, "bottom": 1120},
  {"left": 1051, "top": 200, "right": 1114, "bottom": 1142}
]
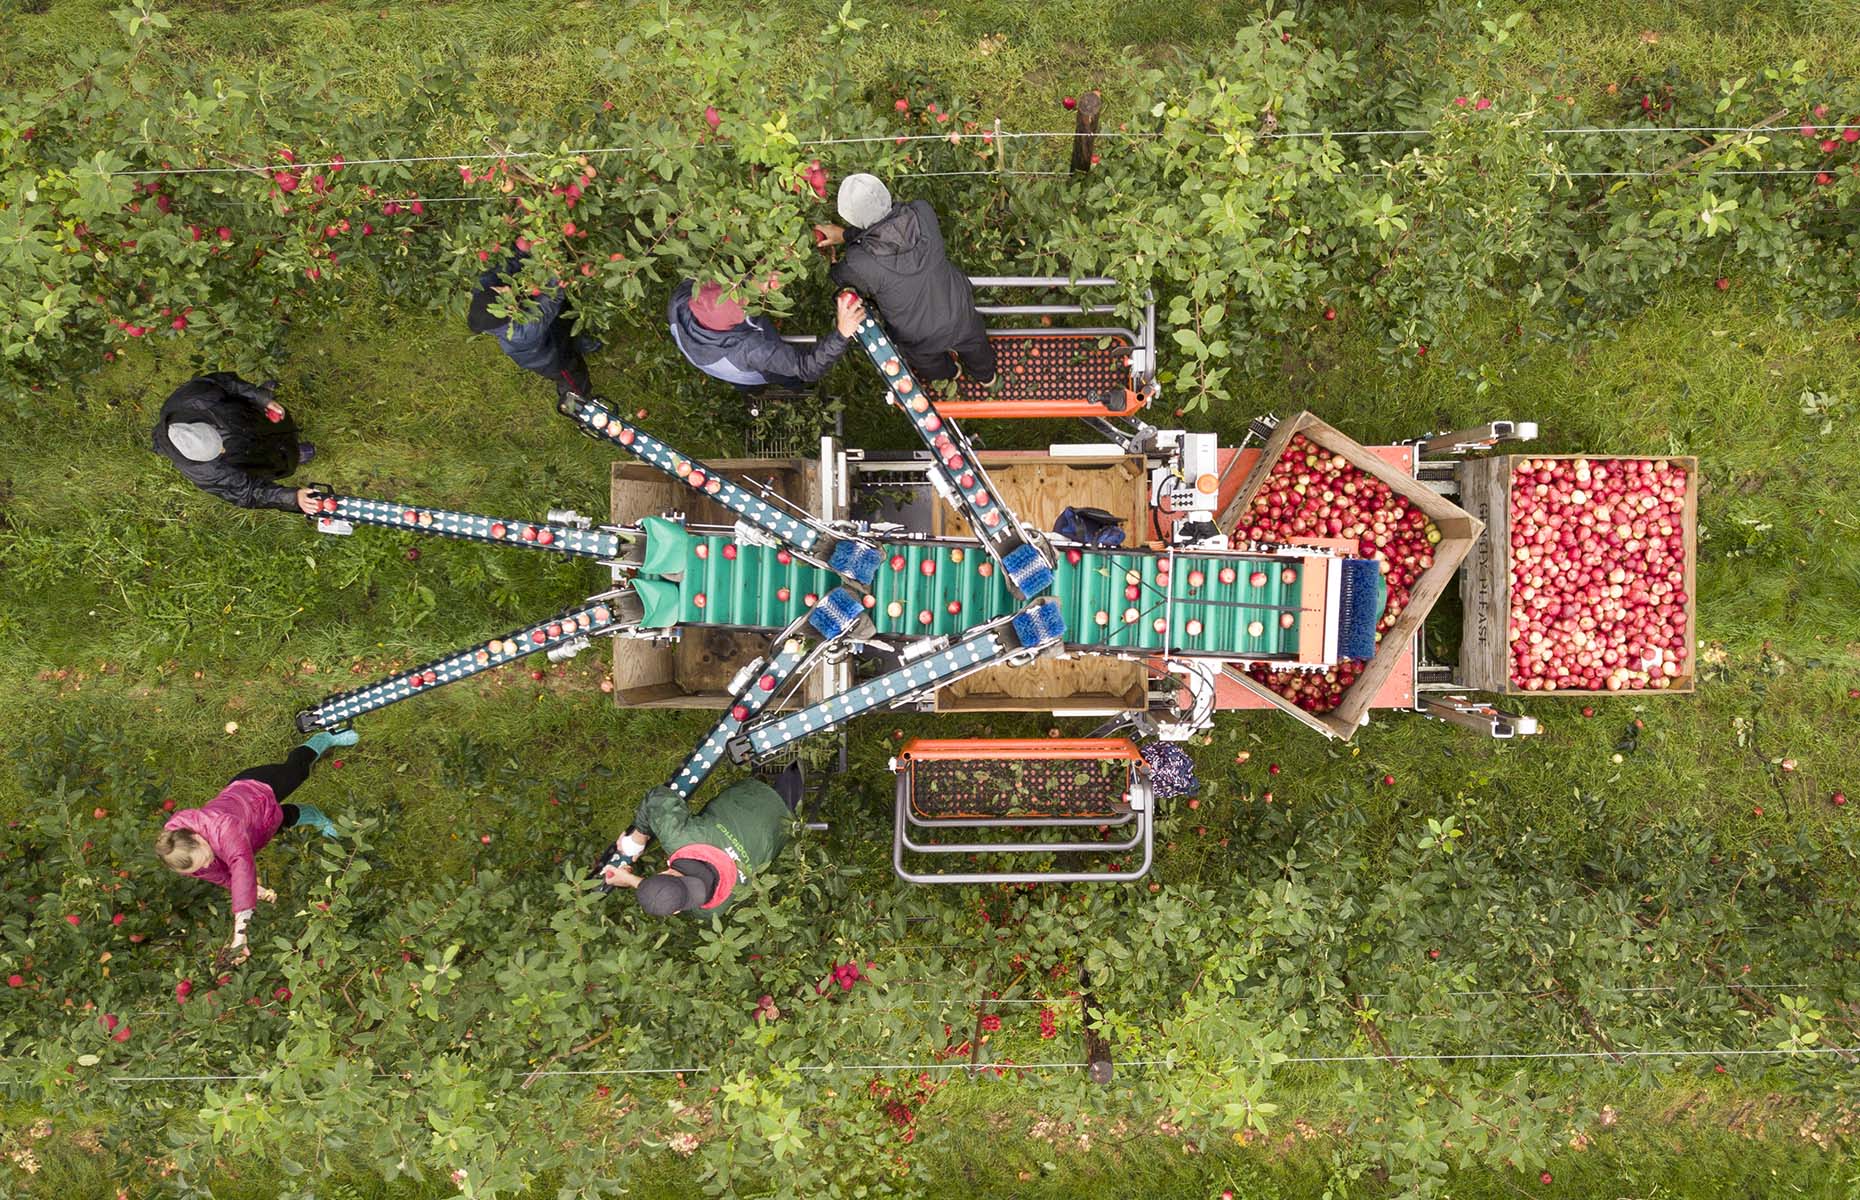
[{"left": 1149, "top": 430, "right": 1221, "bottom": 514}]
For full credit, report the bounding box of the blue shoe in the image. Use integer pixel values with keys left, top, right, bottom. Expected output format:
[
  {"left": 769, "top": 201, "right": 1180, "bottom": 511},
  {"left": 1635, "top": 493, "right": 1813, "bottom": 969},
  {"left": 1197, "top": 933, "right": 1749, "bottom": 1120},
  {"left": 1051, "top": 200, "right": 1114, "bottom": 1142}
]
[
  {"left": 293, "top": 804, "right": 340, "bottom": 839},
  {"left": 303, "top": 729, "right": 359, "bottom": 758}
]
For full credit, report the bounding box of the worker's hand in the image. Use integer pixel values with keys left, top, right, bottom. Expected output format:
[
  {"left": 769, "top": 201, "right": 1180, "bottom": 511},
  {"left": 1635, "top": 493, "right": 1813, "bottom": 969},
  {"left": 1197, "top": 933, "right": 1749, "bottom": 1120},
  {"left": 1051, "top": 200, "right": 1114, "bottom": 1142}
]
[
  {"left": 834, "top": 292, "right": 867, "bottom": 337},
  {"left": 264, "top": 400, "right": 286, "bottom": 423},
  {"left": 256, "top": 886, "right": 278, "bottom": 904},
  {"left": 602, "top": 864, "right": 642, "bottom": 889},
  {"left": 223, "top": 938, "right": 251, "bottom": 967},
  {"left": 619, "top": 831, "right": 650, "bottom": 859},
  {"left": 812, "top": 223, "right": 845, "bottom": 249},
  {"left": 294, "top": 488, "right": 322, "bottom": 515}
]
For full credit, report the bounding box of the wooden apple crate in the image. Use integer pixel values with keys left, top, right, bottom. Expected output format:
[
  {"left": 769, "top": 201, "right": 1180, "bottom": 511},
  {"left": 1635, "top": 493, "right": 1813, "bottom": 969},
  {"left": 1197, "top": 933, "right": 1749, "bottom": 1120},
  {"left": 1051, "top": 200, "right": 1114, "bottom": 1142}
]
[
  {"left": 1457, "top": 454, "right": 1698, "bottom": 696},
  {"left": 1213, "top": 411, "right": 1483, "bottom": 740}
]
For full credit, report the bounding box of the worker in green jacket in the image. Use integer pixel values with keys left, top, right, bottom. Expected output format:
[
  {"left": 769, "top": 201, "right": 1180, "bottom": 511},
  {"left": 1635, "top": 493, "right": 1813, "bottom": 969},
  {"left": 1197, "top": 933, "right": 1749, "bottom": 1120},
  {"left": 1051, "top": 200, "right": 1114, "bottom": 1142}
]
[{"left": 598, "top": 766, "right": 800, "bottom": 916}]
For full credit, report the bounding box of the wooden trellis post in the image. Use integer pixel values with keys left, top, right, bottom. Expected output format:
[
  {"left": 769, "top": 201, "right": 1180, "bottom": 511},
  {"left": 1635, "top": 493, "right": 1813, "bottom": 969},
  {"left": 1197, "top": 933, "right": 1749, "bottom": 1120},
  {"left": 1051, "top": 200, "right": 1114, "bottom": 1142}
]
[{"left": 1070, "top": 91, "right": 1103, "bottom": 173}]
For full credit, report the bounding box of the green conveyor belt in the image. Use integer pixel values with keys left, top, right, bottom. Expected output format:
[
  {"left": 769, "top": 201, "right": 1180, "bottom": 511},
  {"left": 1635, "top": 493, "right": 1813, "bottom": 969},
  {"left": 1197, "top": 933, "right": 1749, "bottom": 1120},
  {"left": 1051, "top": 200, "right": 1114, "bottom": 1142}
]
[{"left": 658, "top": 531, "right": 1307, "bottom": 658}]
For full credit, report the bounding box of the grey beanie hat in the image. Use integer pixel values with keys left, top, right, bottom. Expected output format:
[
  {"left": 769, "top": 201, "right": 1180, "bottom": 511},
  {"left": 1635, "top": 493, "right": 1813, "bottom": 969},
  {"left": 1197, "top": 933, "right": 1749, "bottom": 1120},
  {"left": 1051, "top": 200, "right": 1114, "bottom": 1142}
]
[
  {"left": 167, "top": 421, "right": 225, "bottom": 462},
  {"left": 836, "top": 173, "right": 892, "bottom": 230}
]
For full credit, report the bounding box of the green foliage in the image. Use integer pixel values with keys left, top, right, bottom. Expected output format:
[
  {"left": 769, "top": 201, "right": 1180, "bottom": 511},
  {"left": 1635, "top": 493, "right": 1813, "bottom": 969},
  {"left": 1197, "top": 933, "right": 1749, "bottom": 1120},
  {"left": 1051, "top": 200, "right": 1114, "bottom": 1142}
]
[
  {"left": 3, "top": 7, "right": 1856, "bottom": 413},
  {"left": 3, "top": 4, "right": 1860, "bottom": 1197},
  {"left": 6, "top": 723, "right": 1857, "bottom": 1196}
]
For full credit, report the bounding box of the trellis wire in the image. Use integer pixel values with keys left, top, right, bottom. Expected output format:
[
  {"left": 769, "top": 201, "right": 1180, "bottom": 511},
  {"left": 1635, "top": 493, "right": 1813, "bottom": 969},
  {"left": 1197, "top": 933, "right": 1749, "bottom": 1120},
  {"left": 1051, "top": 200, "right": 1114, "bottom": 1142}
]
[
  {"left": 106, "top": 120, "right": 1817, "bottom": 179},
  {"left": 79, "top": 1043, "right": 1859, "bottom": 1088}
]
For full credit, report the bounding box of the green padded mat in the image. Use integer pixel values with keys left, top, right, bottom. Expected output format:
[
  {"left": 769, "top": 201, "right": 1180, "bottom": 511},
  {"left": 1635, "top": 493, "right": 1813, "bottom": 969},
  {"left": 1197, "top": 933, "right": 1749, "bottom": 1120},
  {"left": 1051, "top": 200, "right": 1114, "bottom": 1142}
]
[{"left": 656, "top": 531, "right": 1308, "bottom": 658}]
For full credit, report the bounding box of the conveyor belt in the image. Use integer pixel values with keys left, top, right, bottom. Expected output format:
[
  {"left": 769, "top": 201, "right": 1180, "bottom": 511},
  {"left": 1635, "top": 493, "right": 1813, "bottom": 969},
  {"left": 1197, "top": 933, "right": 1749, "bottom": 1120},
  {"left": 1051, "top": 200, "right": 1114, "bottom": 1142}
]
[
  {"left": 653, "top": 529, "right": 1307, "bottom": 658},
  {"left": 850, "top": 314, "right": 1053, "bottom": 600},
  {"left": 743, "top": 602, "right": 1065, "bottom": 758},
  {"left": 665, "top": 635, "right": 815, "bottom": 799},
  {"left": 298, "top": 599, "right": 625, "bottom": 730},
  {"left": 311, "top": 494, "right": 622, "bottom": 559}
]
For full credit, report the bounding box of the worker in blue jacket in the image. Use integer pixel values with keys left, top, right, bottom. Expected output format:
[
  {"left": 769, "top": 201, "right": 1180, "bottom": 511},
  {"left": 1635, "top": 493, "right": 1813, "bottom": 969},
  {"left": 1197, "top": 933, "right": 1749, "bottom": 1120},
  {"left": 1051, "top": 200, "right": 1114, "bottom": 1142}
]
[{"left": 468, "top": 255, "right": 597, "bottom": 401}]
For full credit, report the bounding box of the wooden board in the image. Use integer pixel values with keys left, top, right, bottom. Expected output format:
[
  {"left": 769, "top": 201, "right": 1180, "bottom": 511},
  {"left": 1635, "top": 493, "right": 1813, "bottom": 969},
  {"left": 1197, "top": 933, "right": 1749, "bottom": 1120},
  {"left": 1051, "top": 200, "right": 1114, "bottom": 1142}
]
[
  {"left": 1215, "top": 412, "right": 1483, "bottom": 740},
  {"left": 932, "top": 453, "right": 1148, "bottom": 539},
  {"left": 1456, "top": 457, "right": 1511, "bottom": 693},
  {"left": 1457, "top": 454, "right": 1698, "bottom": 696},
  {"left": 929, "top": 453, "right": 1148, "bottom": 711},
  {"left": 935, "top": 650, "right": 1148, "bottom": 713}
]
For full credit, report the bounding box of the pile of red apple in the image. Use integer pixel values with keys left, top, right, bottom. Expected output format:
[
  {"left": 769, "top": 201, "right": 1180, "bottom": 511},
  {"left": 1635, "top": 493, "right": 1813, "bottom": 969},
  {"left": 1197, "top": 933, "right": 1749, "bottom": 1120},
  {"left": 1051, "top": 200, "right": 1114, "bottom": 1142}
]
[
  {"left": 1506, "top": 457, "right": 1690, "bottom": 691},
  {"left": 1237, "top": 433, "right": 1442, "bottom": 712}
]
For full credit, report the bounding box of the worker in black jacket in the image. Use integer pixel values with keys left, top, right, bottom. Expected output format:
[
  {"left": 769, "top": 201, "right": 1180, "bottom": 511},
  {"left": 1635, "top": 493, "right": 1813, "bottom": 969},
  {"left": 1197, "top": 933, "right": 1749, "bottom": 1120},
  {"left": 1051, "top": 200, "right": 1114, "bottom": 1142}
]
[
  {"left": 667, "top": 280, "right": 865, "bottom": 394},
  {"left": 813, "top": 174, "right": 996, "bottom": 386},
  {"left": 151, "top": 373, "right": 320, "bottom": 514}
]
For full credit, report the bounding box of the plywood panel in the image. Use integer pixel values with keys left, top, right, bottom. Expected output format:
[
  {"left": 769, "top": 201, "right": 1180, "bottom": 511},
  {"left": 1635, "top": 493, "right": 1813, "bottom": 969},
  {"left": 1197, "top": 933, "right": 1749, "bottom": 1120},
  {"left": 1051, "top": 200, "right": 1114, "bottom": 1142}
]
[
  {"left": 932, "top": 455, "right": 1148, "bottom": 541},
  {"left": 929, "top": 455, "right": 1148, "bottom": 710},
  {"left": 938, "top": 651, "right": 1148, "bottom": 713},
  {"left": 610, "top": 457, "right": 826, "bottom": 708}
]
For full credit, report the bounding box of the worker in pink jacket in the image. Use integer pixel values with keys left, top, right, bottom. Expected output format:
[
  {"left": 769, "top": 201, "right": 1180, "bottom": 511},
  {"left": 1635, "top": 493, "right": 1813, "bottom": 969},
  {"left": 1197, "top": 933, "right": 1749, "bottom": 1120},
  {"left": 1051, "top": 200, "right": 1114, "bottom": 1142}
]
[{"left": 155, "top": 730, "right": 356, "bottom": 962}]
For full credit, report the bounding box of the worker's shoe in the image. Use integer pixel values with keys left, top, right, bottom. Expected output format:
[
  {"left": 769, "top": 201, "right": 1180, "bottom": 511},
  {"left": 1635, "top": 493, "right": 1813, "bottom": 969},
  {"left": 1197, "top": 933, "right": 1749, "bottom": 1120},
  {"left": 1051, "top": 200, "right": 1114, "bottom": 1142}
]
[
  {"left": 768, "top": 761, "right": 805, "bottom": 813},
  {"left": 297, "top": 442, "right": 317, "bottom": 465},
  {"left": 292, "top": 804, "right": 341, "bottom": 838},
  {"left": 303, "top": 729, "right": 359, "bottom": 758}
]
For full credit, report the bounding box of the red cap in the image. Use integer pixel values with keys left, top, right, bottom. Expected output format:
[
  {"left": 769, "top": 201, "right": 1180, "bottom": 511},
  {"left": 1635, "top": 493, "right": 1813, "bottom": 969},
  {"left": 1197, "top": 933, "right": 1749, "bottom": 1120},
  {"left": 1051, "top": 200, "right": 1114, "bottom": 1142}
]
[{"left": 689, "top": 282, "right": 747, "bottom": 331}]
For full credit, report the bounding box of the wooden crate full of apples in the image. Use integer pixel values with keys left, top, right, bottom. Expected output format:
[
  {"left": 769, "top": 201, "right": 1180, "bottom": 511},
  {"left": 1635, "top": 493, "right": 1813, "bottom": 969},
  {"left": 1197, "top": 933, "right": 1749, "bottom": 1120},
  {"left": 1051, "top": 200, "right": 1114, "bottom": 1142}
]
[
  {"left": 1457, "top": 455, "right": 1697, "bottom": 695},
  {"left": 1216, "top": 411, "right": 1483, "bottom": 739}
]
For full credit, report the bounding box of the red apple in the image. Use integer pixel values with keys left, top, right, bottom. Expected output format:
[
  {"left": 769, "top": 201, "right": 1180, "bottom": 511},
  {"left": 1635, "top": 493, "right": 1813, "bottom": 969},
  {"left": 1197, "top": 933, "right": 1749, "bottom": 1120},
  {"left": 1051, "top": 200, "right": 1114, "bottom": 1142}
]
[{"left": 1062, "top": 96, "right": 1077, "bottom": 110}]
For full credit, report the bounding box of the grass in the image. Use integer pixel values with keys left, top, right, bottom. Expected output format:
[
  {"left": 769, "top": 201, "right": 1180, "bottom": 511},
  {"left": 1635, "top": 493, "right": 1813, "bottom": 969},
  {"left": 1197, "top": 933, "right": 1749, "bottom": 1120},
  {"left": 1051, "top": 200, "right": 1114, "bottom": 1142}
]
[{"left": 5, "top": 0, "right": 1860, "bottom": 1196}]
